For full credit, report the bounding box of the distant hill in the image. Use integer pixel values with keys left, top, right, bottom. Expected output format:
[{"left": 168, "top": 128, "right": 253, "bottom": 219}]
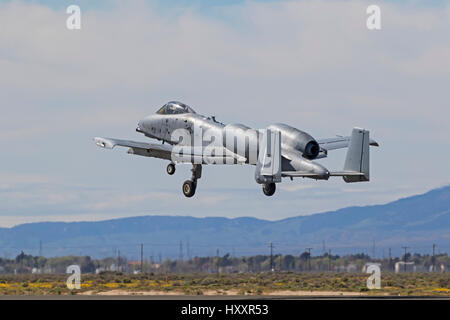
[{"left": 0, "top": 185, "right": 449, "bottom": 259}]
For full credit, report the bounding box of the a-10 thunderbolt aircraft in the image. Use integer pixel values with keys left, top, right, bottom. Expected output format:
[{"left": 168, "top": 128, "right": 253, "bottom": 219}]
[{"left": 94, "top": 101, "right": 379, "bottom": 197}]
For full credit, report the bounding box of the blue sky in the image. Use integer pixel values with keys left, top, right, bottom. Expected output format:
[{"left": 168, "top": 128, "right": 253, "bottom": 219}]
[{"left": 0, "top": 0, "right": 449, "bottom": 227}]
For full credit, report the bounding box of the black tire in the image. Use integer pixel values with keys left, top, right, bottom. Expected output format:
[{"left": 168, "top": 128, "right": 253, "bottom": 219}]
[
  {"left": 182, "top": 180, "right": 196, "bottom": 197},
  {"left": 262, "top": 183, "right": 276, "bottom": 196},
  {"left": 167, "top": 163, "right": 176, "bottom": 175}
]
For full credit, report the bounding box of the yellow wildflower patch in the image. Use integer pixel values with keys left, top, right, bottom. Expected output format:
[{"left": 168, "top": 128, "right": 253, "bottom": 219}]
[
  {"left": 28, "top": 283, "right": 53, "bottom": 288},
  {"left": 124, "top": 282, "right": 139, "bottom": 288},
  {"left": 162, "top": 282, "right": 173, "bottom": 288},
  {"left": 274, "top": 282, "right": 283, "bottom": 286}
]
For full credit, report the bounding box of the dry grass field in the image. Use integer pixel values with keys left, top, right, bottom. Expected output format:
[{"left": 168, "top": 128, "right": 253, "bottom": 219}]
[{"left": 0, "top": 272, "right": 449, "bottom": 296}]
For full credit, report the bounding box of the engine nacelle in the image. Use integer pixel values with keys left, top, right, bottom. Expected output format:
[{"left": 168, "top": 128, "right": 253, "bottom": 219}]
[{"left": 267, "top": 123, "right": 319, "bottom": 159}]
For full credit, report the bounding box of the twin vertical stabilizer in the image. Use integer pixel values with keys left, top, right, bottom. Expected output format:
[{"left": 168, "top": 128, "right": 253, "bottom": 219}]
[{"left": 342, "top": 127, "right": 370, "bottom": 182}]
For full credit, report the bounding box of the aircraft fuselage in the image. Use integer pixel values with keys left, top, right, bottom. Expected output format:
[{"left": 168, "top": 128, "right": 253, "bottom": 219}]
[{"left": 137, "top": 112, "right": 329, "bottom": 178}]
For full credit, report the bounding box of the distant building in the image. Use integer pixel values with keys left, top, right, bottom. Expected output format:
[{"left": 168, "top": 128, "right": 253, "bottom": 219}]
[
  {"left": 95, "top": 267, "right": 106, "bottom": 274},
  {"left": 336, "top": 265, "right": 347, "bottom": 272},
  {"left": 218, "top": 266, "right": 235, "bottom": 274},
  {"left": 347, "top": 264, "right": 357, "bottom": 273},
  {"left": 395, "top": 262, "right": 416, "bottom": 273},
  {"left": 128, "top": 261, "right": 141, "bottom": 267},
  {"left": 31, "top": 268, "right": 41, "bottom": 274},
  {"left": 150, "top": 263, "right": 161, "bottom": 270}
]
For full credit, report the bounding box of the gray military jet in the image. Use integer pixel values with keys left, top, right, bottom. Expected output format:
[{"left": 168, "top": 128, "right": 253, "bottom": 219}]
[{"left": 94, "top": 101, "right": 379, "bottom": 197}]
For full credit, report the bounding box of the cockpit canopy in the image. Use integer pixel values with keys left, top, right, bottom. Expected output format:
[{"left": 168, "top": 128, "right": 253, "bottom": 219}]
[{"left": 156, "top": 101, "right": 196, "bottom": 115}]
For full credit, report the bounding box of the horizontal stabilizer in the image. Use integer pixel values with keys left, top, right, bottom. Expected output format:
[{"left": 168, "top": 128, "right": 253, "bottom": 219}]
[
  {"left": 318, "top": 136, "right": 379, "bottom": 151},
  {"left": 281, "top": 171, "right": 324, "bottom": 178},
  {"left": 329, "top": 171, "right": 365, "bottom": 177}
]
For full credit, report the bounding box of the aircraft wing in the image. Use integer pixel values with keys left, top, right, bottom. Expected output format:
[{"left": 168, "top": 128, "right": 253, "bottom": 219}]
[
  {"left": 93, "top": 137, "right": 246, "bottom": 164},
  {"left": 94, "top": 137, "right": 170, "bottom": 151},
  {"left": 94, "top": 137, "right": 173, "bottom": 160},
  {"left": 318, "top": 136, "right": 379, "bottom": 151}
]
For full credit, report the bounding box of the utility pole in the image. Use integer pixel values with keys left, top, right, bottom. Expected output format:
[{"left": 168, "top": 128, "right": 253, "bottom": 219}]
[
  {"left": 372, "top": 239, "right": 376, "bottom": 259},
  {"left": 186, "top": 239, "right": 190, "bottom": 260},
  {"left": 269, "top": 242, "right": 274, "bottom": 272},
  {"left": 39, "top": 240, "right": 42, "bottom": 257},
  {"left": 150, "top": 251, "right": 154, "bottom": 273},
  {"left": 328, "top": 249, "right": 331, "bottom": 272},
  {"left": 402, "top": 246, "right": 409, "bottom": 272},
  {"left": 179, "top": 241, "right": 184, "bottom": 261},
  {"left": 158, "top": 252, "right": 162, "bottom": 272},
  {"left": 388, "top": 248, "right": 392, "bottom": 271},
  {"left": 117, "top": 249, "right": 120, "bottom": 272},
  {"left": 432, "top": 244, "right": 436, "bottom": 272},
  {"left": 279, "top": 254, "right": 282, "bottom": 272},
  {"left": 140, "top": 243, "right": 144, "bottom": 273},
  {"left": 306, "top": 247, "right": 313, "bottom": 271},
  {"left": 215, "top": 248, "right": 220, "bottom": 274}
]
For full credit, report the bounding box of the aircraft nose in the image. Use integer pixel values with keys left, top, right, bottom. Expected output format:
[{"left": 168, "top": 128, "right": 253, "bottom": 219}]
[{"left": 137, "top": 120, "right": 144, "bottom": 132}]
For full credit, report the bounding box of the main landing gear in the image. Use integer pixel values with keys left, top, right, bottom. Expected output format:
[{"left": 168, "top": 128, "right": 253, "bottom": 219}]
[
  {"left": 262, "top": 183, "right": 276, "bottom": 196},
  {"left": 182, "top": 164, "right": 202, "bottom": 198},
  {"left": 166, "top": 162, "right": 202, "bottom": 197}
]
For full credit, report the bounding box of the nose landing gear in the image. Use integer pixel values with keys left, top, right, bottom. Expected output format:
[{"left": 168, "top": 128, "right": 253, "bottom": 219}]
[
  {"left": 166, "top": 163, "right": 176, "bottom": 175},
  {"left": 182, "top": 164, "right": 202, "bottom": 198}
]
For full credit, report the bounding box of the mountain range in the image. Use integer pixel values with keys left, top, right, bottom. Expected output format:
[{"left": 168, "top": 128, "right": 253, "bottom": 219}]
[{"left": 0, "top": 185, "right": 449, "bottom": 259}]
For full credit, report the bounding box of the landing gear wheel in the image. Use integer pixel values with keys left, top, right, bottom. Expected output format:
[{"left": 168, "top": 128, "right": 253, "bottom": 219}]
[
  {"left": 263, "top": 183, "right": 276, "bottom": 196},
  {"left": 166, "top": 163, "right": 176, "bottom": 175},
  {"left": 182, "top": 180, "right": 196, "bottom": 197}
]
